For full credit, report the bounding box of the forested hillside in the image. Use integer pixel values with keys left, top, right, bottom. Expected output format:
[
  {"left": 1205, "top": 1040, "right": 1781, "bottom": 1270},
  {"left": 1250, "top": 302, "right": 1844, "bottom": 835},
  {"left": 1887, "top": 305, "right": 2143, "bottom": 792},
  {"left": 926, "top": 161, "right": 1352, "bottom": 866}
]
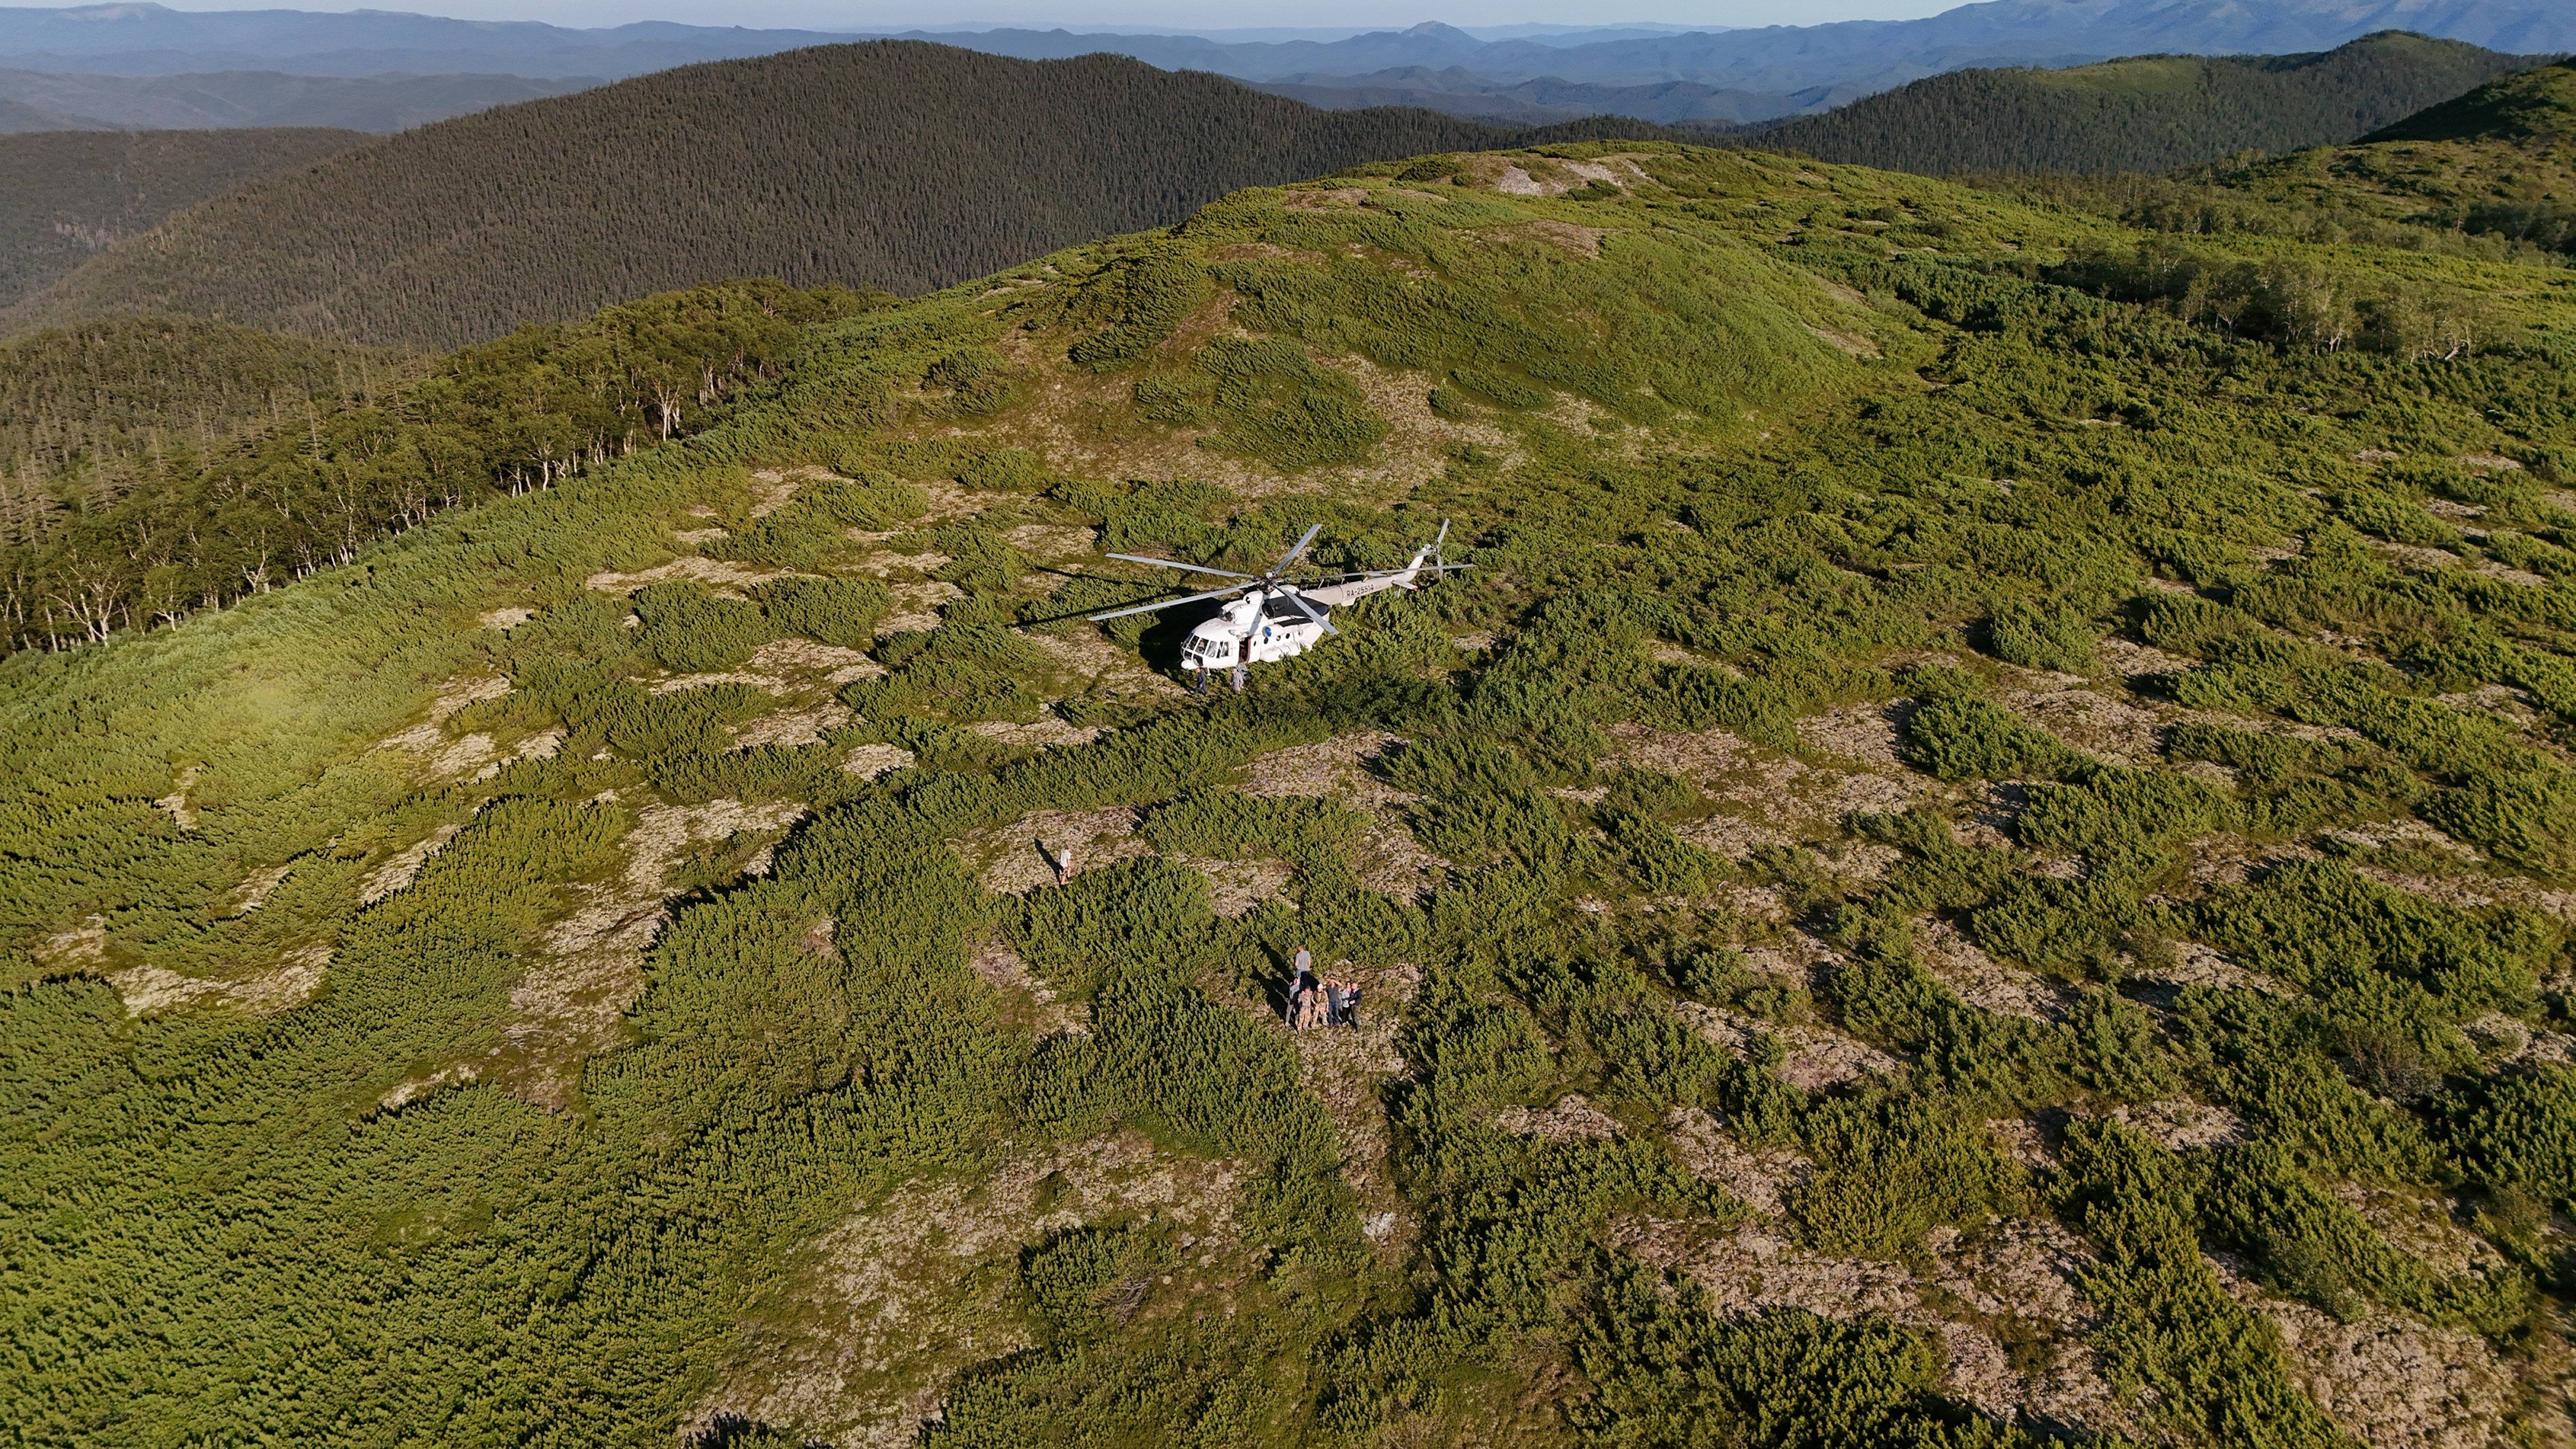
[
  {"left": 1747, "top": 30, "right": 2545, "bottom": 174},
  {"left": 0, "top": 283, "right": 878, "bottom": 649},
  {"left": 2016, "top": 56, "right": 2576, "bottom": 258},
  {"left": 0, "top": 126, "right": 365, "bottom": 308},
  {"left": 0, "top": 42, "right": 1592, "bottom": 350},
  {"left": 3, "top": 112, "right": 2574, "bottom": 1448}
]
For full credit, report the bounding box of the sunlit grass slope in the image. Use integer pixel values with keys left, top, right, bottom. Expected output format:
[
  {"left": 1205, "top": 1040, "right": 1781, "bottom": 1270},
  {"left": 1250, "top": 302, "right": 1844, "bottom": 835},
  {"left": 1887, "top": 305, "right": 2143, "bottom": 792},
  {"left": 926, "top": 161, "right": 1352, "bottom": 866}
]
[{"left": 3, "top": 140, "right": 2574, "bottom": 1447}]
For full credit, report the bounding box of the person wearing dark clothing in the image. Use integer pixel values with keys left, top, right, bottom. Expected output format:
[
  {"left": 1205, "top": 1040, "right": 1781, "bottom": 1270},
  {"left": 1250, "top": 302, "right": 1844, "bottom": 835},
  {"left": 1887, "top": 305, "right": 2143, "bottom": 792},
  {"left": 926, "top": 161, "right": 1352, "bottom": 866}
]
[
  {"left": 1342, "top": 982, "right": 1362, "bottom": 1028},
  {"left": 1287, "top": 947, "right": 1314, "bottom": 1027}
]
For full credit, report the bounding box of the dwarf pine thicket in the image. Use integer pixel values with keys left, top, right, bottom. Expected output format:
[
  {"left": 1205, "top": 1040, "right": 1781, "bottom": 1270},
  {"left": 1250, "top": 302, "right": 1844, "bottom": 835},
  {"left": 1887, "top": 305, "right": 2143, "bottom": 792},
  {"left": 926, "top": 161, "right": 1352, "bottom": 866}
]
[{"left": 2, "top": 111, "right": 2575, "bottom": 1448}]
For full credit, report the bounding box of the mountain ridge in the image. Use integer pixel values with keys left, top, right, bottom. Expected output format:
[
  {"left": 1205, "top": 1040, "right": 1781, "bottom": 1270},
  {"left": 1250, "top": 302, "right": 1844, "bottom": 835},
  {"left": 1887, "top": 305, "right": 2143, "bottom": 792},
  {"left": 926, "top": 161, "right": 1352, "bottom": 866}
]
[
  {"left": 1742, "top": 29, "right": 2549, "bottom": 172},
  {"left": 0, "top": 43, "right": 1653, "bottom": 349}
]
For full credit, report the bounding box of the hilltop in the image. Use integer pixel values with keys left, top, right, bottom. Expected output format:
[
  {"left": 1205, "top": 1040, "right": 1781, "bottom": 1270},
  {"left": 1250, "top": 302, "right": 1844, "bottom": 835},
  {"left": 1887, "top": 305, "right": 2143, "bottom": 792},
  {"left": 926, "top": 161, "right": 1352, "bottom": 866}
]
[
  {"left": 3, "top": 124, "right": 2574, "bottom": 1448},
  {"left": 2034, "top": 56, "right": 2576, "bottom": 257},
  {"left": 1746, "top": 30, "right": 2548, "bottom": 174},
  {"left": 0, "top": 42, "right": 1602, "bottom": 350}
]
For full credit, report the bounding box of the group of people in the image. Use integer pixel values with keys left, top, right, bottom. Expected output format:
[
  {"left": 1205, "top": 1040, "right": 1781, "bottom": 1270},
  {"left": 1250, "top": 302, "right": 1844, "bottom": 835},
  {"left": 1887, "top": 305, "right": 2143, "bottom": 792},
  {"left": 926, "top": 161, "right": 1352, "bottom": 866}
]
[{"left": 1286, "top": 946, "right": 1361, "bottom": 1031}]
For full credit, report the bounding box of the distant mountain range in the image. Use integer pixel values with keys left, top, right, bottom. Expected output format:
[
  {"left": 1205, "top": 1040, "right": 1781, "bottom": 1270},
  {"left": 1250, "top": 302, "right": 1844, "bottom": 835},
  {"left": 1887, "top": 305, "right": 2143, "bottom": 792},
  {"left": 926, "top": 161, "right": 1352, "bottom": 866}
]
[
  {"left": 1, "top": 1, "right": 2570, "bottom": 92},
  {"left": 1261, "top": 27, "right": 2547, "bottom": 130},
  {"left": 0, "top": 67, "right": 588, "bottom": 130},
  {"left": 1253, "top": 68, "right": 1864, "bottom": 127},
  {"left": 0, "top": 5, "right": 852, "bottom": 78}
]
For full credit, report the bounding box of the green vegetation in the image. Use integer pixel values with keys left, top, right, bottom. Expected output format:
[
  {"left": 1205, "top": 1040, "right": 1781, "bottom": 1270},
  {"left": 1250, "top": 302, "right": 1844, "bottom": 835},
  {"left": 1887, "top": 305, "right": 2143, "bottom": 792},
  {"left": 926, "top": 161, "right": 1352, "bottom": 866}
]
[
  {"left": 3, "top": 81, "right": 2575, "bottom": 1449},
  {"left": 0, "top": 126, "right": 365, "bottom": 309},
  {"left": 0, "top": 280, "right": 877, "bottom": 651},
  {"left": 1750, "top": 31, "right": 2540, "bottom": 177},
  {"left": 2001, "top": 57, "right": 2576, "bottom": 262}
]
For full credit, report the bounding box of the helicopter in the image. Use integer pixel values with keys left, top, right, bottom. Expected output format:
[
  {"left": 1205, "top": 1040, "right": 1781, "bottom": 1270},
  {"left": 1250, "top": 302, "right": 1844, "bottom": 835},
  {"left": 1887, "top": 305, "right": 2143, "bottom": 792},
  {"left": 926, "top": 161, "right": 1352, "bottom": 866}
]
[{"left": 1089, "top": 521, "right": 1469, "bottom": 690}]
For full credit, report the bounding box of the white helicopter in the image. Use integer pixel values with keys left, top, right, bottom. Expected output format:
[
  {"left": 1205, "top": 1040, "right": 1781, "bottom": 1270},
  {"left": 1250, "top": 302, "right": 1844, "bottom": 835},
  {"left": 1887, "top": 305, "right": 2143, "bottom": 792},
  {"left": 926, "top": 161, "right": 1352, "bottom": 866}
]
[{"left": 1090, "top": 521, "right": 1468, "bottom": 690}]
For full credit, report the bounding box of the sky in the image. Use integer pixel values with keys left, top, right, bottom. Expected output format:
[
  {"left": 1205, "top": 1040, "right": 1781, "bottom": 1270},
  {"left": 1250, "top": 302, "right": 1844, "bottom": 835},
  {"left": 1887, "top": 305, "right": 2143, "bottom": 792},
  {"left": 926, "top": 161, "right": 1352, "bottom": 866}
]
[{"left": 132, "top": 0, "right": 1969, "bottom": 34}]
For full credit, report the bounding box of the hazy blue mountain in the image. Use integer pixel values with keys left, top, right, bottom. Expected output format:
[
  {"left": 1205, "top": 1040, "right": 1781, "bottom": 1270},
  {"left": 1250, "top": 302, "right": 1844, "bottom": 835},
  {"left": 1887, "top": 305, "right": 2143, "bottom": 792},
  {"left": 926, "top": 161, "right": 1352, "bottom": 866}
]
[
  {"left": 0, "top": 67, "right": 589, "bottom": 129},
  {"left": 886, "top": 2, "right": 2576, "bottom": 90},
  {"left": 1458, "top": 0, "right": 2576, "bottom": 89},
  {"left": 1, "top": 0, "right": 2569, "bottom": 94},
  {"left": 0, "top": 4, "right": 858, "bottom": 77},
  {"left": 0, "top": 90, "right": 90, "bottom": 126},
  {"left": 1255, "top": 67, "right": 1846, "bottom": 125}
]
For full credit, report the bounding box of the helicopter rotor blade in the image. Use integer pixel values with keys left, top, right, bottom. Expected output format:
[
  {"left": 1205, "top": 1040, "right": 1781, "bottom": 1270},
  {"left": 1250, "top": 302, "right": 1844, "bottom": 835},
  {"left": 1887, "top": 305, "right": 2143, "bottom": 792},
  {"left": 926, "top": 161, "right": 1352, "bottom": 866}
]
[
  {"left": 1087, "top": 583, "right": 1252, "bottom": 623},
  {"left": 1285, "top": 588, "right": 1338, "bottom": 636},
  {"left": 1298, "top": 563, "right": 1477, "bottom": 584},
  {"left": 1270, "top": 523, "right": 1325, "bottom": 577},
  {"left": 1104, "top": 553, "right": 1259, "bottom": 582}
]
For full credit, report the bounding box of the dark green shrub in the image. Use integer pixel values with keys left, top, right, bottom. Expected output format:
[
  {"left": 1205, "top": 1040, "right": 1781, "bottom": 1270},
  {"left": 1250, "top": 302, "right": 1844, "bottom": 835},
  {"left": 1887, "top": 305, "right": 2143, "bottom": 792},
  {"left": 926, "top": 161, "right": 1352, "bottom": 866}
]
[
  {"left": 803, "top": 470, "right": 931, "bottom": 529},
  {"left": 756, "top": 575, "right": 890, "bottom": 649},
  {"left": 958, "top": 449, "right": 1046, "bottom": 493},
  {"left": 1067, "top": 238, "right": 1213, "bottom": 371},
  {"left": 1790, "top": 1093, "right": 2023, "bottom": 1256},
  {"left": 1983, "top": 600, "right": 2098, "bottom": 672},
  {"left": 2454, "top": 1067, "right": 2576, "bottom": 1213},
  {"left": 1010, "top": 857, "right": 1214, "bottom": 1000},
  {"left": 632, "top": 580, "right": 776, "bottom": 672},
  {"left": 1576, "top": 1269, "right": 2012, "bottom": 1449},
  {"left": 1899, "top": 695, "right": 2082, "bottom": 782},
  {"left": 1020, "top": 1224, "right": 1158, "bottom": 1341},
  {"left": 2424, "top": 770, "right": 2576, "bottom": 878}
]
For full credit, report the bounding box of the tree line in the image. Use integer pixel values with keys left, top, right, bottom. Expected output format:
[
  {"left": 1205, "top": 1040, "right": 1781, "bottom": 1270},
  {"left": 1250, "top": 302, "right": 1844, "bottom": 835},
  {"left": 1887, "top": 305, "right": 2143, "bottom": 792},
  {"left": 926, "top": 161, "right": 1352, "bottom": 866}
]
[{"left": 0, "top": 279, "right": 879, "bottom": 650}]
